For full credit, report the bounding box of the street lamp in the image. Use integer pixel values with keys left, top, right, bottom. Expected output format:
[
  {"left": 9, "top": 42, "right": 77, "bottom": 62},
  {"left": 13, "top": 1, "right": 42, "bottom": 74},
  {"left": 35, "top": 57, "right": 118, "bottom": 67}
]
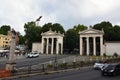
[{"left": 35, "top": 16, "right": 42, "bottom": 26}]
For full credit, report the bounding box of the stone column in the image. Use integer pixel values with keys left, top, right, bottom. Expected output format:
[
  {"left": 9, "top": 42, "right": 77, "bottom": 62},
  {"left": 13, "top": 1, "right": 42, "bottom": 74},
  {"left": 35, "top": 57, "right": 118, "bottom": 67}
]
[
  {"left": 61, "top": 43, "right": 63, "bottom": 54},
  {"left": 56, "top": 38, "right": 59, "bottom": 54},
  {"left": 46, "top": 38, "right": 49, "bottom": 54},
  {"left": 100, "top": 36, "right": 103, "bottom": 56},
  {"left": 51, "top": 38, "right": 54, "bottom": 55},
  {"left": 41, "top": 38, "right": 44, "bottom": 54},
  {"left": 80, "top": 37, "right": 83, "bottom": 55},
  {"left": 61, "top": 37, "right": 64, "bottom": 54},
  {"left": 93, "top": 37, "right": 96, "bottom": 56},
  {"left": 86, "top": 37, "right": 89, "bottom": 56},
  {"left": 6, "top": 31, "right": 16, "bottom": 71}
]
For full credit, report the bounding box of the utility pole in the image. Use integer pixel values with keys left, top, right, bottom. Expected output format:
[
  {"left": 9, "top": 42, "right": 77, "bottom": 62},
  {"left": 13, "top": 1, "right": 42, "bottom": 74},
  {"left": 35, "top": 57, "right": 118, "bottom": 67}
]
[{"left": 6, "top": 29, "right": 16, "bottom": 71}]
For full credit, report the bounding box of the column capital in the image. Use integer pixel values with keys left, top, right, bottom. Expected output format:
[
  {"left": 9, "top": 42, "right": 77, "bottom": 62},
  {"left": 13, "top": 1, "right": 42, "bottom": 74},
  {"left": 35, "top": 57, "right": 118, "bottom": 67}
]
[
  {"left": 93, "top": 36, "right": 96, "bottom": 38},
  {"left": 80, "top": 36, "right": 83, "bottom": 38}
]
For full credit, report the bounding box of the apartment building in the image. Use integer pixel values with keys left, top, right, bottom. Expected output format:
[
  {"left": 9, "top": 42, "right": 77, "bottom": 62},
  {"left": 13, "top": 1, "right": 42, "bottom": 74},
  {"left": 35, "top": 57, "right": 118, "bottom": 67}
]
[{"left": 0, "top": 34, "right": 11, "bottom": 48}]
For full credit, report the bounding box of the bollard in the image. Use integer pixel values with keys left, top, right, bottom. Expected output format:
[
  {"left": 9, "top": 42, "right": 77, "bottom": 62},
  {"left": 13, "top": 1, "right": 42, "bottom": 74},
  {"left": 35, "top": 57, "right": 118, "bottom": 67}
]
[
  {"left": 42, "top": 64, "right": 45, "bottom": 72},
  {"left": 64, "top": 63, "right": 67, "bottom": 69},
  {"left": 80, "top": 61, "right": 83, "bottom": 67},
  {"left": 54, "top": 62, "right": 57, "bottom": 70},
  {"left": 73, "top": 62, "right": 76, "bottom": 68},
  {"left": 28, "top": 65, "right": 31, "bottom": 74}
]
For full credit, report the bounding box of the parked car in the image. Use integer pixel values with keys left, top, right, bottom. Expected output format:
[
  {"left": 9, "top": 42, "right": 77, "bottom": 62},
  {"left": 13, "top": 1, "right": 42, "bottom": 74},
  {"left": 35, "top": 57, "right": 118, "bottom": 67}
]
[
  {"left": 93, "top": 60, "right": 107, "bottom": 70},
  {"left": 101, "top": 63, "right": 120, "bottom": 76},
  {"left": 27, "top": 52, "right": 39, "bottom": 58}
]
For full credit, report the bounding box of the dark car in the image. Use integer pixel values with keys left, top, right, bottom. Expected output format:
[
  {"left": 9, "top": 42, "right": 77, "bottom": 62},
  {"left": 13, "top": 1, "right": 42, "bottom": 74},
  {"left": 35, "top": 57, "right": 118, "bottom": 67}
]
[{"left": 101, "top": 63, "right": 120, "bottom": 76}]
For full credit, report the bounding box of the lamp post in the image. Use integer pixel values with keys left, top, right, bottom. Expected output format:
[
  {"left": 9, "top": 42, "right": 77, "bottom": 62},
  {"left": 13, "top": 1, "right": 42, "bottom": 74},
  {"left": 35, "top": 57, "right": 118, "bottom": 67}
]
[
  {"left": 35, "top": 16, "right": 42, "bottom": 26},
  {"left": 6, "top": 29, "right": 16, "bottom": 71}
]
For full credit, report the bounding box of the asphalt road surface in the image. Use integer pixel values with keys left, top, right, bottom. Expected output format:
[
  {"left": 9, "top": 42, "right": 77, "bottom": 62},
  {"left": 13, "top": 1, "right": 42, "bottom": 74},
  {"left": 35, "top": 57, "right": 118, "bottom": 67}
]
[
  {"left": 0, "top": 55, "right": 71, "bottom": 69},
  {"left": 13, "top": 67, "right": 120, "bottom": 80}
]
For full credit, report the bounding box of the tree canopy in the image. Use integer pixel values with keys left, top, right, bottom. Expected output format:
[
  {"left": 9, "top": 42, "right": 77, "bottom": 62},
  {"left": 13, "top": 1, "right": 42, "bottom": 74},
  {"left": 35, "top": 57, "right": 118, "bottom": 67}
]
[
  {"left": 93, "top": 21, "right": 120, "bottom": 41},
  {"left": 24, "top": 21, "right": 42, "bottom": 49},
  {"left": 24, "top": 22, "right": 65, "bottom": 49},
  {"left": 41, "top": 23, "right": 65, "bottom": 33},
  {"left": 2, "top": 20, "right": 120, "bottom": 54},
  {"left": 64, "top": 24, "right": 87, "bottom": 54},
  {"left": 0, "top": 25, "right": 11, "bottom": 35}
]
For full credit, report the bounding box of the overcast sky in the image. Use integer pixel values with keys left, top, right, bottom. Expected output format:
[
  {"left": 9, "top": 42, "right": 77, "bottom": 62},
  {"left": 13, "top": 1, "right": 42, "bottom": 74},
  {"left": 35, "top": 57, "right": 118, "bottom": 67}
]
[{"left": 0, "top": 0, "right": 120, "bottom": 35}]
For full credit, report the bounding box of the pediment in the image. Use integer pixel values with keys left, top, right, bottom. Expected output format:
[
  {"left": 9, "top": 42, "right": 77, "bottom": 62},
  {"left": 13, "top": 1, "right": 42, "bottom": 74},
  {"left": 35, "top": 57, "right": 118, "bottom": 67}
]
[
  {"left": 79, "top": 28, "right": 104, "bottom": 34},
  {"left": 41, "top": 29, "right": 64, "bottom": 37},
  {"left": 41, "top": 30, "right": 57, "bottom": 35}
]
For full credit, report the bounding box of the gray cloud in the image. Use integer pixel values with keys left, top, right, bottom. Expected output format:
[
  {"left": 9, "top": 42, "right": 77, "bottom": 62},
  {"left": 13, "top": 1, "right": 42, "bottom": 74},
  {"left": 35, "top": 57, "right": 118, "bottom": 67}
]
[{"left": 0, "top": 0, "right": 120, "bottom": 35}]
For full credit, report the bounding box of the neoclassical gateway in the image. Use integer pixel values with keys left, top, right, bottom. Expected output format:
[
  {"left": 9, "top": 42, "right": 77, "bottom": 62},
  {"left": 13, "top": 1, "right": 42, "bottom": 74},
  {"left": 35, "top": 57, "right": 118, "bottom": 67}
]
[
  {"left": 32, "top": 28, "right": 120, "bottom": 56},
  {"left": 32, "top": 29, "right": 64, "bottom": 54},
  {"left": 41, "top": 29, "right": 64, "bottom": 54},
  {"left": 79, "top": 28, "right": 104, "bottom": 56}
]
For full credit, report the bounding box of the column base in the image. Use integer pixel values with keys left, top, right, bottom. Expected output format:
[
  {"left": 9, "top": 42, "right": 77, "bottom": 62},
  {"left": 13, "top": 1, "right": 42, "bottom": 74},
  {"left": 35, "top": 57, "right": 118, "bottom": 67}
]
[{"left": 6, "top": 62, "right": 16, "bottom": 71}]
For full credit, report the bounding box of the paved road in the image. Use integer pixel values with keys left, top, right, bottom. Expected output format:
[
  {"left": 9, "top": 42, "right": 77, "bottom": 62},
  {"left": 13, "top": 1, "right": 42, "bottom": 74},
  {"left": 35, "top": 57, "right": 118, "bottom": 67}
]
[
  {"left": 13, "top": 67, "right": 120, "bottom": 80},
  {"left": 0, "top": 55, "right": 73, "bottom": 69}
]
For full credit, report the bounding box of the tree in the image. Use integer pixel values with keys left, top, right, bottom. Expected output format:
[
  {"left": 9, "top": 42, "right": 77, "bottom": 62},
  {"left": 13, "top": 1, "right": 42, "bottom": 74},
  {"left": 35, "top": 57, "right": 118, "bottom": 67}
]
[
  {"left": 64, "top": 24, "right": 87, "bottom": 54},
  {"left": 19, "top": 35, "right": 26, "bottom": 44},
  {"left": 93, "top": 21, "right": 113, "bottom": 41},
  {"left": 64, "top": 29, "right": 79, "bottom": 53},
  {"left": 41, "top": 23, "right": 52, "bottom": 33},
  {"left": 52, "top": 23, "right": 65, "bottom": 33},
  {"left": 112, "top": 25, "right": 120, "bottom": 41},
  {"left": 0, "top": 25, "right": 11, "bottom": 35},
  {"left": 73, "top": 24, "right": 87, "bottom": 33},
  {"left": 24, "top": 21, "right": 42, "bottom": 49},
  {"left": 41, "top": 23, "right": 65, "bottom": 33}
]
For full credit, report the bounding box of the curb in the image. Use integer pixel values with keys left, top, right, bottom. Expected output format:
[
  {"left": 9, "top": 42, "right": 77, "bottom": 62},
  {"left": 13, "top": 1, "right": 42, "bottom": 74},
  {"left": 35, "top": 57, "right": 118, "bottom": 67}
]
[{"left": 0, "top": 66, "right": 92, "bottom": 80}]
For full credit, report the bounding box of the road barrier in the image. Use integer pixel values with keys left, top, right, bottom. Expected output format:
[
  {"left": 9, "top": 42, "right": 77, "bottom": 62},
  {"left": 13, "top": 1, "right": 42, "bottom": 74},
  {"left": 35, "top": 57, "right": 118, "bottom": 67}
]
[
  {"left": 0, "top": 69, "right": 11, "bottom": 78},
  {"left": 1, "top": 56, "right": 120, "bottom": 79}
]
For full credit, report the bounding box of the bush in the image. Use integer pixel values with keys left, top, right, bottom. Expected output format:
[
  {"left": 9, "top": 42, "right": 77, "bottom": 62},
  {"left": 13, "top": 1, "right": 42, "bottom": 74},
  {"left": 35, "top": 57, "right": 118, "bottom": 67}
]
[
  {"left": 47, "top": 64, "right": 53, "bottom": 68},
  {"left": 113, "top": 52, "right": 118, "bottom": 57},
  {"left": 103, "top": 53, "right": 107, "bottom": 57},
  {"left": 58, "top": 63, "right": 66, "bottom": 68}
]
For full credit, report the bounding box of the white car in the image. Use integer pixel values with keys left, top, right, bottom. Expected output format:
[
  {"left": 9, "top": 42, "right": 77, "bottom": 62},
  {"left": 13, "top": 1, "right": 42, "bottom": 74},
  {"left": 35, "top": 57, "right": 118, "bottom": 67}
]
[
  {"left": 93, "top": 60, "right": 107, "bottom": 70},
  {"left": 27, "top": 52, "right": 39, "bottom": 58}
]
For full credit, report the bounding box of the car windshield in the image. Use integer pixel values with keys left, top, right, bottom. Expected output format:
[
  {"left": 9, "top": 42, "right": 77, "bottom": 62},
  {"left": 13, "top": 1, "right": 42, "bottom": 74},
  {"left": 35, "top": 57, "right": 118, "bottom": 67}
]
[
  {"left": 96, "top": 61, "right": 103, "bottom": 63},
  {"left": 106, "top": 64, "right": 115, "bottom": 69}
]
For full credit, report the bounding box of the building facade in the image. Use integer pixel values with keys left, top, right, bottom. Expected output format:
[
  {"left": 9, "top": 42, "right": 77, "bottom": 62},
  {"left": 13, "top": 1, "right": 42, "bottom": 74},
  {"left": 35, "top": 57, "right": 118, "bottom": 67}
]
[{"left": 0, "top": 34, "right": 11, "bottom": 48}]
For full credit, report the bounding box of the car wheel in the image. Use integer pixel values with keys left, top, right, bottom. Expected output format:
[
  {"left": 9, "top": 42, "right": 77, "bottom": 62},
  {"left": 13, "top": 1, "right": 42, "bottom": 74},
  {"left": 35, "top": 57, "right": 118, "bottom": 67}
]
[
  {"left": 112, "top": 72, "right": 116, "bottom": 76},
  {"left": 101, "top": 72, "right": 105, "bottom": 76}
]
